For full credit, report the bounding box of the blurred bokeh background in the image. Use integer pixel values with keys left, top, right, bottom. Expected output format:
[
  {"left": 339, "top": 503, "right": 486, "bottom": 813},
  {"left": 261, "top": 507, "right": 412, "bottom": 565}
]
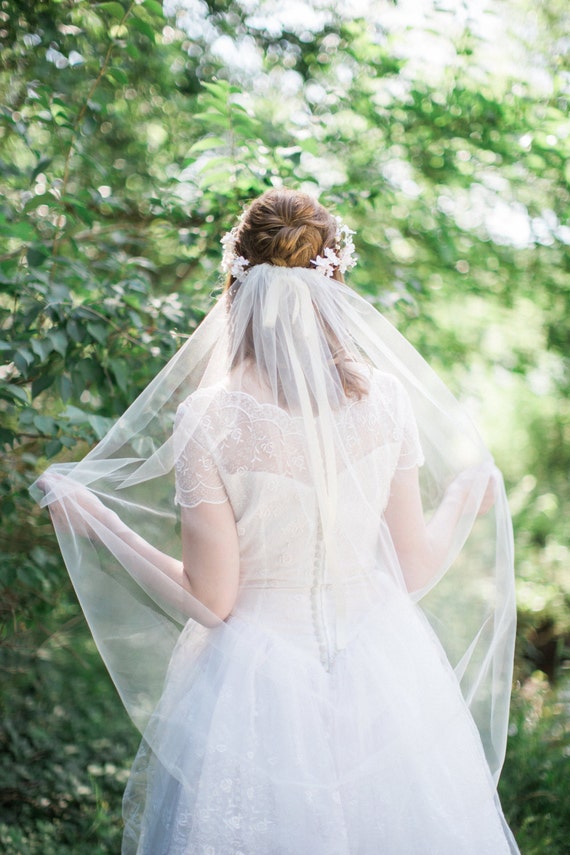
[{"left": 1, "top": 0, "right": 569, "bottom": 851}]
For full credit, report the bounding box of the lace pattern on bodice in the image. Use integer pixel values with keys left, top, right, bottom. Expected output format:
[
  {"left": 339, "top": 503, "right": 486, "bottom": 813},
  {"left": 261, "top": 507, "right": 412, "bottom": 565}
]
[
  {"left": 174, "top": 372, "right": 423, "bottom": 508},
  {"left": 174, "top": 372, "right": 423, "bottom": 668}
]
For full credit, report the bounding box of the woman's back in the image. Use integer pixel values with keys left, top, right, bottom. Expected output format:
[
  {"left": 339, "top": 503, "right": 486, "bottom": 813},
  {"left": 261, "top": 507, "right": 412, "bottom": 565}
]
[{"left": 174, "top": 371, "right": 424, "bottom": 666}]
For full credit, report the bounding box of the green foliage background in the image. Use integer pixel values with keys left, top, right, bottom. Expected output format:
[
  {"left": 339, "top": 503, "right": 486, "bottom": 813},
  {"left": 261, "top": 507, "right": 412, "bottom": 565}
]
[{"left": 1, "top": 0, "right": 569, "bottom": 851}]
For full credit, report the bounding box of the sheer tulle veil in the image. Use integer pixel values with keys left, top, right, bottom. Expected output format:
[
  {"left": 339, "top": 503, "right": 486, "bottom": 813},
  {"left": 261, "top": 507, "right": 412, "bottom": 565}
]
[{"left": 31, "top": 247, "right": 516, "bottom": 785}]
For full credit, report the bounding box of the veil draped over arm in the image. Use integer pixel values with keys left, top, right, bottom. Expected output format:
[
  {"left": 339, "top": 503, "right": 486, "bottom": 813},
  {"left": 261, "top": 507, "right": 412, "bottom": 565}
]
[{"left": 31, "top": 264, "right": 516, "bottom": 783}]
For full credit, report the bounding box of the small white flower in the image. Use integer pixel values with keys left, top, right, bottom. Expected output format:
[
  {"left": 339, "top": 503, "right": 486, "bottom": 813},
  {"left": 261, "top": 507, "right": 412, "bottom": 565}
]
[
  {"left": 221, "top": 223, "right": 250, "bottom": 279},
  {"left": 220, "top": 227, "right": 238, "bottom": 273},
  {"left": 68, "top": 51, "right": 85, "bottom": 67},
  {"left": 230, "top": 255, "right": 250, "bottom": 279},
  {"left": 335, "top": 217, "right": 357, "bottom": 274},
  {"left": 311, "top": 246, "right": 339, "bottom": 278},
  {"left": 46, "top": 47, "right": 68, "bottom": 69}
]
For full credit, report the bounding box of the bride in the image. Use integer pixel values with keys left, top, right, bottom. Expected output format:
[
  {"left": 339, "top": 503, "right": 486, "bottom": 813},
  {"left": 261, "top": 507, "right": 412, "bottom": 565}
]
[{"left": 34, "top": 188, "right": 520, "bottom": 853}]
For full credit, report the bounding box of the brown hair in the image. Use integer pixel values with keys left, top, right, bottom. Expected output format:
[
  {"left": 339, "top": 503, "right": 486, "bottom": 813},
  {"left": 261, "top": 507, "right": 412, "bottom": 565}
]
[{"left": 224, "top": 188, "right": 368, "bottom": 399}]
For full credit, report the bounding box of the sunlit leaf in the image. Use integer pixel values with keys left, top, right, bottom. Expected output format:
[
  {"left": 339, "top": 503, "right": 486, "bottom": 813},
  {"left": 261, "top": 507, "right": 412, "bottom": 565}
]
[
  {"left": 98, "top": 2, "right": 126, "bottom": 20},
  {"left": 188, "top": 136, "right": 227, "bottom": 153},
  {"left": 107, "top": 66, "right": 129, "bottom": 85},
  {"left": 143, "top": 0, "right": 164, "bottom": 16},
  {"left": 131, "top": 16, "right": 155, "bottom": 42}
]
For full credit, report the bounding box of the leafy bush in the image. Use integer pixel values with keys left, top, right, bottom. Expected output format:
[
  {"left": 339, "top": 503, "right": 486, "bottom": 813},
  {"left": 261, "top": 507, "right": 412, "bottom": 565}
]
[
  {"left": 1, "top": 0, "right": 570, "bottom": 849},
  {"left": 0, "top": 621, "right": 138, "bottom": 855},
  {"left": 499, "top": 673, "right": 570, "bottom": 855}
]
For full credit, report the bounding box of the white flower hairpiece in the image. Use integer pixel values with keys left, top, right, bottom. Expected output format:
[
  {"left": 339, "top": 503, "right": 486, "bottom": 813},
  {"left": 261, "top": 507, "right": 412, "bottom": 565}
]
[
  {"left": 220, "top": 213, "right": 357, "bottom": 280},
  {"left": 311, "top": 216, "right": 357, "bottom": 278},
  {"left": 220, "top": 226, "right": 250, "bottom": 279}
]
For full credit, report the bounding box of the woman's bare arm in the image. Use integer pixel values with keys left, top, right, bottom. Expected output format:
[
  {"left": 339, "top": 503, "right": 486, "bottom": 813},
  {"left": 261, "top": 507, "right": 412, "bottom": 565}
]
[
  {"left": 179, "top": 502, "right": 240, "bottom": 620},
  {"left": 103, "top": 501, "right": 240, "bottom": 619},
  {"left": 42, "top": 474, "right": 240, "bottom": 621},
  {"left": 384, "top": 464, "right": 495, "bottom": 593}
]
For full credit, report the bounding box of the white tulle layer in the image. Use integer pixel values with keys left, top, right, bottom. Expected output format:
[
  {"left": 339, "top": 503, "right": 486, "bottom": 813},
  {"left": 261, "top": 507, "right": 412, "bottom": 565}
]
[{"left": 122, "top": 579, "right": 519, "bottom": 855}]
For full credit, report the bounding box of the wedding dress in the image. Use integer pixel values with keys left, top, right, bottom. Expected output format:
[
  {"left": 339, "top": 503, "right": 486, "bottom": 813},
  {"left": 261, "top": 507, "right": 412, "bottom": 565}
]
[{"left": 33, "top": 264, "right": 520, "bottom": 854}]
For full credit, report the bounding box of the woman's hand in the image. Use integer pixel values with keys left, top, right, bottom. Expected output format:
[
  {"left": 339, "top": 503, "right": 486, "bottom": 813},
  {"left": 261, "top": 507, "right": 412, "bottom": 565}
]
[
  {"left": 446, "top": 463, "right": 497, "bottom": 517},
  {"left": 38, "top": 473, "right": 109, "bottom": 537}
]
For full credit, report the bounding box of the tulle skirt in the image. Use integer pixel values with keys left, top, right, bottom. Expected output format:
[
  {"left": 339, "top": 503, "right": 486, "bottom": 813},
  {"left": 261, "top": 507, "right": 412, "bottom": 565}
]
[{"left": 121, "top": 580, "right": 519, "bottom": 855}]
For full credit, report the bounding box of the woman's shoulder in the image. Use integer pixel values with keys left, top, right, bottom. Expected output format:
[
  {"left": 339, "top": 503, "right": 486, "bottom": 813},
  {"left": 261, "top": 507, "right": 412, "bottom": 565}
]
[
  {"left": 177, "top": 383, "right": 224, "bottom": 412},
  {"left": 174, "top": 385, "right": 229, "bottom": 436},
  {"left": 176, "top": 384, "right": 268, "bottom": 440},
  {"left": 363, "top": 370, "right": 419, "bottom": 430},
  {"left": 368, "top": 368, "right": 409, "bottom": 401}
]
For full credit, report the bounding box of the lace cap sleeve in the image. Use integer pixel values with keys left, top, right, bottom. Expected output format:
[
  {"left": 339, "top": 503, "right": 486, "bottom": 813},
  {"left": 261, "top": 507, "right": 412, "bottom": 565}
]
[{"left": 174, "top": 396, "right": 228, "bottom": 508}]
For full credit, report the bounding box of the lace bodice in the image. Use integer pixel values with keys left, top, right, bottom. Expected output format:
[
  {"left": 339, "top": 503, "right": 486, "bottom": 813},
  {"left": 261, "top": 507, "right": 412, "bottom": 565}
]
[
  {"left": 175, "top": 371, "right": 421, "bottom": 575},
  {"left": 174, "top": 371, "right": 422, "bottom": 666}
]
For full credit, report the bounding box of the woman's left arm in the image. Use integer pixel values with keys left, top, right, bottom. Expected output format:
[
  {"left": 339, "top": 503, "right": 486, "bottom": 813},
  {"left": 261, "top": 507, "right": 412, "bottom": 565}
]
[
  {"left": 109, "top": 500, "right": 240, "bottom": 620},
  {"left": 42, "top": 474, "right": 240, "bottom": 621}
]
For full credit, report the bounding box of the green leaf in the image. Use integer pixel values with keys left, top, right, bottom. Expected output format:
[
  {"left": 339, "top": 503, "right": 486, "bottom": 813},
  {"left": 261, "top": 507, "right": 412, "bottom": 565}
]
[
  {"left": 18, "top": 407, "right": 36, "bottom": 427},
  {"left": 108, "top": 358, "right": 128, "bottom": 392},
  {"left": 33, "top": 414, "right": 58, "bottom": 435},
  {"left": 88, "top": 414, "right": 115, "bottom": 438},
  {"left": 58, "top": 374, "right": 73, "bottom": 402},
  {"left": 66, "top": 199, "right": 94, "bottom": 226},
  {"left": 62, "top": 404, "right": 91, "bottom": 425},
  {"left": 198, "top": 169, "right": 236, "bottom": 190},
  {"left": 27, "top": 245, "right": 49, "bottom": 268},
  {"left": 47, "top": 330, "right": 68, "bottom": 357},
  {"left": 198, "top": 155, "right": 233, "bottom": 173},
  {"left": 66, "top": 319, "right": 84, "bottom": 343},
  {"left": 2, "top": 221, "right": 35, "bottom": 241},
  {"left": 143, "top": 0, "right": 164, "bottom": 16},
  {"left": 130, "top": 16, "right": 155, "bottom": 42},
  {"left": 30, "top": 339, "right": 51, "bottom": 361},
  {"left": 201, "top": 80, "right": 239, "bottom": 99},
  {"left": 13, "top": 349, "right": 34, "bottom": 376},
  {"left": 0, "top": 384, "right": 29, "bottom": 405},
  {"left": 32, "top": 374, "right": 55, "bottom": 397},
  {"left": 23, "top": 193, "right": 55, "bottom": 213},
  {"left": 98, "top": 2, "right": 126, "bottom": 19},
  {"left": 107, "top": 67, "right": 129, "bottom": 85},
  {"left": 87, "top": 322, "right": 109, "bottom": 345},
  {"left": 45, "top": 439, "right": 63, "bottom": 458},
  {"left": 192, "top": 112, "right": 230, "bottom": 130},
  {"left": 188, "top": 136, "right": 227, "bottom": 154},
  {"left": 0, "top": 426, "right": 15, "bottom": 447}
]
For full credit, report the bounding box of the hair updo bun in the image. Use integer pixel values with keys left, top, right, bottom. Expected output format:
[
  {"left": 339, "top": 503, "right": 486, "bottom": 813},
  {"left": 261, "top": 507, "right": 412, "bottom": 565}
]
[
  {"left": 223, "top": 188, "right": 367, "bottom": 400},
  {"left": 229, "top": 188, "right": 338, "bottom": 279}
]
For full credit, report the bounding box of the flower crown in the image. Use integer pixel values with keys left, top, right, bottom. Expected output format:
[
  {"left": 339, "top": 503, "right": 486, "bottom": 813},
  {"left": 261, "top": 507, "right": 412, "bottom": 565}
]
[{"left": 220, "top": 215, "right": 357, "bottom": 280}]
